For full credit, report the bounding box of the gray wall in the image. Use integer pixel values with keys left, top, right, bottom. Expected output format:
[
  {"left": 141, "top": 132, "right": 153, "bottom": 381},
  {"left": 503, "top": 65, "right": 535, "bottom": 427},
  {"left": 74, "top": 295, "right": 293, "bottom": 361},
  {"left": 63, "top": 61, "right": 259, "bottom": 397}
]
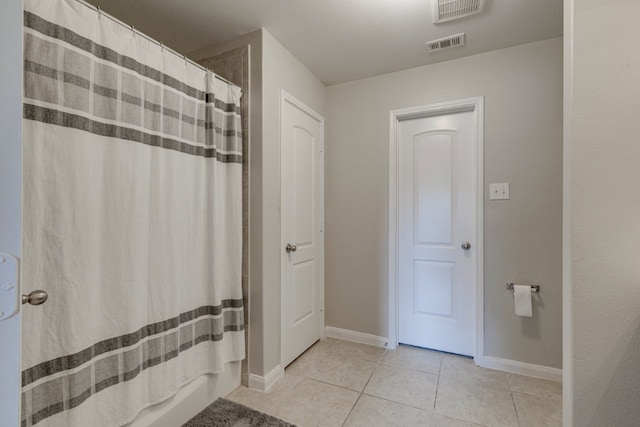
[
  {"left": 570, "top": 0, "right": 640, "bottom": 424},
  {"left": 325, "top": 38, "right": 563, "bottom": 369}
]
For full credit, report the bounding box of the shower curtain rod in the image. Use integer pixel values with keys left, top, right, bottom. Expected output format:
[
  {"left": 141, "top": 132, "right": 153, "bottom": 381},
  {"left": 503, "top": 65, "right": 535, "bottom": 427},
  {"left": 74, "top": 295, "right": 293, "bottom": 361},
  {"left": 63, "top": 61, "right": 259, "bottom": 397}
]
[{"left": 74, "top": 0, "right": 234, "bottom": 86}]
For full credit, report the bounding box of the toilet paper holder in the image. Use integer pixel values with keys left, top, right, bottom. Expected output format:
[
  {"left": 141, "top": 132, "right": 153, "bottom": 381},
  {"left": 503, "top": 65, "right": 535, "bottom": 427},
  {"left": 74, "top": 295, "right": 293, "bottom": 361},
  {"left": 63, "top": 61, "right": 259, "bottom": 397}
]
[{"left": 506, "top": 282, "right": 540, "bottom": 293}]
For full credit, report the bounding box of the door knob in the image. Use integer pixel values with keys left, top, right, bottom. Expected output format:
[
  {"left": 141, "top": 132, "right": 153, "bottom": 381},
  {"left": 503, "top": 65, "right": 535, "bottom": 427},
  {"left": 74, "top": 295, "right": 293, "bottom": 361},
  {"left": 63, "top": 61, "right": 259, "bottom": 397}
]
[
  {"left": 461, "top": 242, "right": 471, "bottom": 250},
  {"left": 22, "top": 290, "right": 48, "bottom": 306},
  {"left": 285, "top": 243, "right": 297, "bottom": 253}
]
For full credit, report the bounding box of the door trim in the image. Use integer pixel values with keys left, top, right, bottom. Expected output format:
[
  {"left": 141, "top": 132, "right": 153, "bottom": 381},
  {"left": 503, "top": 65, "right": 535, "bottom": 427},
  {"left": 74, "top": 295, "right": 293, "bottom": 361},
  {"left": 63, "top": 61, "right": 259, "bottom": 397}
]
[
  {"left": 562, "top": 0, "right": 574, "bottom": 423},
  {"left": 388, "top": 97, "right": 484, "bottom": 361},
  {"left": 279, "top": 90, "right": 325, "bottom": 369},
  {"left": 0, "top": 0, "right": 23, "bottom": 425}
]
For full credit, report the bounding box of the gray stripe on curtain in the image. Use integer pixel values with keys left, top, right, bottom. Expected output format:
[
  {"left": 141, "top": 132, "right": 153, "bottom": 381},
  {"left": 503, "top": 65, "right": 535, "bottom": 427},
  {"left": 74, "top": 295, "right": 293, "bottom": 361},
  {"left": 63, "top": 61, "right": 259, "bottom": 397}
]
[
  {"left": 22, "top": 300, "right": 244, "bottom": 386},
  {"left": 23, "top": 31, "right": 243, "bottom": 156},
  {"left": 21, "top": 309, "right": 244, "bottom": 427},
  {"left": 21, "top": 5, "right": 244, "bottom": 427},
  {"left": 23, "top": 104, "right": 243, "bottom": 163},
  {"left": 23, "top": 10, "right": 241, "bottom": 114}
]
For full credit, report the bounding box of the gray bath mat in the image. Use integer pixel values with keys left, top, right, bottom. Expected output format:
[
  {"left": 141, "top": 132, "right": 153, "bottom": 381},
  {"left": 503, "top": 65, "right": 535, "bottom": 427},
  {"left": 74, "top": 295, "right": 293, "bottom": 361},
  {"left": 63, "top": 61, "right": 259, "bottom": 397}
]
[{"left": 182, "top": 398, "right": 296, "bottom": 427}]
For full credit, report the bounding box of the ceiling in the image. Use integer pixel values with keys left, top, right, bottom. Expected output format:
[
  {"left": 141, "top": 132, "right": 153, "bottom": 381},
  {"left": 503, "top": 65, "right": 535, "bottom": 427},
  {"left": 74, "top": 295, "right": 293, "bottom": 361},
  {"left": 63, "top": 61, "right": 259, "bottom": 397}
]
[{"left": 90, "top": 0, "right": 563, "bottom": 86}]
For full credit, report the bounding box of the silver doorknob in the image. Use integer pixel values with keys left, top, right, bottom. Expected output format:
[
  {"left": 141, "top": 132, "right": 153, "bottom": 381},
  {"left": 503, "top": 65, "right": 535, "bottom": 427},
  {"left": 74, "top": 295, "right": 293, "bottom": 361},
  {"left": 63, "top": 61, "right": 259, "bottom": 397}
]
[
  {"left": 461, "top": 242, "right": 471, "bottom": 250},
  {"left": 285, "top": 243, "right": 297, "bottom": 253},
  {"left": 22, "top": 290, "right": 48, "bottom": 306}
]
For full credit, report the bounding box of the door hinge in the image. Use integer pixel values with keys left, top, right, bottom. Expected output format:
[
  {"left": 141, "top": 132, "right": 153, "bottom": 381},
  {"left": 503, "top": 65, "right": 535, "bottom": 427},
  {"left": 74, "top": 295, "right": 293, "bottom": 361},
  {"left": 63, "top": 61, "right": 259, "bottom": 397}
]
[
  {"left": 320, "top": 220, "right": 323, "bottom": 232},
  {"left": 320, "top": 142, "right": 324, "bottom": 153},
  {"left": 0, "top": 253, "right": 20, "bottom": 321}
]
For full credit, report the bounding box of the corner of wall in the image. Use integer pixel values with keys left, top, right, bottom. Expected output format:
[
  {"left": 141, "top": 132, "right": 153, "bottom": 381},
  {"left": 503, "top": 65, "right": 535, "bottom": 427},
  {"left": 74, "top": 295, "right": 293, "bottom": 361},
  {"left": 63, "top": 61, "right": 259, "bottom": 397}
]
[
  {"left": 188, "top": 29, "right": 263, "bottom": 62},
  {"left": 259, "top": 28, "right": 327, "bottom": 377},
  {"left": 562, "top": 1, "right": 574, "bottom": 425}
]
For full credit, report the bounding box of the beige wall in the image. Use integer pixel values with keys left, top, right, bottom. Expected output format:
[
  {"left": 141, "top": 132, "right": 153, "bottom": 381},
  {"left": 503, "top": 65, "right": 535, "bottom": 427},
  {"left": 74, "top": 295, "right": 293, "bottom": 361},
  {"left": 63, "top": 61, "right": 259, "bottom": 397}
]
[
  {"left": 193, "top": 32, "right": 562, "bottom": 374},
  {"left": 192, "top": 29, "right": 326, "bottom": 376},
  {"left": 570, "top": 0, "right": 640, "bottom": 424},
  {"left": 325, "top": 38, "right": 563, "bottom": 368}
]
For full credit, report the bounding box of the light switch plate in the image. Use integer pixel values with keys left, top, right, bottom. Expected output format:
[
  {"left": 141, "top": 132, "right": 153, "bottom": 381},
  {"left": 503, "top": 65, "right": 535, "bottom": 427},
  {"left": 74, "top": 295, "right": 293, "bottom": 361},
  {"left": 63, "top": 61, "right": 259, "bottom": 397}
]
[{"left": 489, "top": 182, "right": 510, "bottom": 200}]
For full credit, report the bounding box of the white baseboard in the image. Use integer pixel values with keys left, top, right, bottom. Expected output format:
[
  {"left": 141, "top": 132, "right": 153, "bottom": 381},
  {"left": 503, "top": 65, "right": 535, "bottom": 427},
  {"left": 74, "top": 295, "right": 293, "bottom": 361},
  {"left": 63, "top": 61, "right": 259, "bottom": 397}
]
[
  {"left": 247, "top": 364, "right": 283, "bottom": 392},
  {"left": 325, "top": 326, "right": 388, "bottom": 348},
  {"left": 477, "top": 356, "right": 562, "bottom": 382},
  {"left": 323, "top": 327, "right": 561, "bottom": 382}
]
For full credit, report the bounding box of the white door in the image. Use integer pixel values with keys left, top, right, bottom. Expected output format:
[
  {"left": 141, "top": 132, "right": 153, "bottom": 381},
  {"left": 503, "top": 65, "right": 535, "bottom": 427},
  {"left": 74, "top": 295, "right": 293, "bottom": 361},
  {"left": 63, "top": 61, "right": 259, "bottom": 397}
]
[
  {"left": 0, "top": 1, "right": 23, "bottom": 425},
  {"left": 281, "top": 92, "right": 324, "bottom": 367},
  {"left": 398, "top": 109, "right": 477, "bottom": 356}
]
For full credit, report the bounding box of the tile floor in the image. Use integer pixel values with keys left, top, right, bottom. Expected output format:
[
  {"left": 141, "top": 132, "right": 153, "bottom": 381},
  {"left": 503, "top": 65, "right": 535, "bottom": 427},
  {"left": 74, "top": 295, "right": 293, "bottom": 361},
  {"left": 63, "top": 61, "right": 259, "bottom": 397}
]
[{"left": 226, "top": 338, "right": 562, "bottom": 427}]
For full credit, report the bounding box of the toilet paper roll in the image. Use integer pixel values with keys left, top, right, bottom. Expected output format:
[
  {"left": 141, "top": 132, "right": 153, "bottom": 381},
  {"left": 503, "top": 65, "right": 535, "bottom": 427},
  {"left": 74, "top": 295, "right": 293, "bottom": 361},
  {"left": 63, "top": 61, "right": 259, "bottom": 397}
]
[{"left": 514, "top": 285, "right": 532, "bottom": 317}]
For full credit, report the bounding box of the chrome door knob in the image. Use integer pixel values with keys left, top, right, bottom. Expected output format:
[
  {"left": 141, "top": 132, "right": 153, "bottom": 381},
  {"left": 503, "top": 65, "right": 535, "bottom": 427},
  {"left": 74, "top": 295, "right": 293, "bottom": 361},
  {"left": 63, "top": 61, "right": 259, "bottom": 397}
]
[
  {"left": 22, "top": 290, "right": 48, "bottom": 306},
  {"left": 285, "top": 243, "right": 297, "bottom": 253},
  {"left": 461, "top": 242, "right": 471, "bottom": 250}
]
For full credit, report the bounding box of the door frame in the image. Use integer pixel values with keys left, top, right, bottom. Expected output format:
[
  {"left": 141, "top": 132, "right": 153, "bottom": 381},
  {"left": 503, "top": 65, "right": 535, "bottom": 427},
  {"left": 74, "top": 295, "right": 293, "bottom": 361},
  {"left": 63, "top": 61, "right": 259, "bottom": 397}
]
[
  {"left": 0, "top": 0, "right": 23, "bottom": 425},
  {"left": 387, "top": 97, "right": 484, "bottom": 361},
  {"left": 0, "top": 0, "right": 23, "bottom": 426},
  {"left": 280, "top": 90, "right": 325, "bottom": 371}
]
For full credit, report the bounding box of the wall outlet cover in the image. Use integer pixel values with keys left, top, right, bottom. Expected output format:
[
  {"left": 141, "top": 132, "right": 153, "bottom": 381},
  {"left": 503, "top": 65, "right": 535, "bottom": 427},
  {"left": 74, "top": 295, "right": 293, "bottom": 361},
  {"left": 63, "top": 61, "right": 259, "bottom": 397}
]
[{"left": 489, "top": 182, "right": 510, "bottom": 200}]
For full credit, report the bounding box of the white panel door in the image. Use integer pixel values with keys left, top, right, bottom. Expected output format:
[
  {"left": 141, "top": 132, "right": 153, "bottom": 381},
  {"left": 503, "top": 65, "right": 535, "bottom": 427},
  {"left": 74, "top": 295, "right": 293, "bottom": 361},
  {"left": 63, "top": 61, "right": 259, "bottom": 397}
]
[
  {"left": 281, "top": 93, "right": 324, "bottom": 367},
  {"left": 398, "top": 110, "right": 476, "bottom": 356},
  {"left": 0, "top": 1, "right": 23, "bottom": 425}
]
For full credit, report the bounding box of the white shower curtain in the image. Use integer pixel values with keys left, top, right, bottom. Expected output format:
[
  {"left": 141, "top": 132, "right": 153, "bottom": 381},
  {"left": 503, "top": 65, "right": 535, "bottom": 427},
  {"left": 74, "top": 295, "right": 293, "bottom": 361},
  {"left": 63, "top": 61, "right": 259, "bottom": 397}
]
[{"left": 21, "top": 1, "right": 244, "bottom": 426}]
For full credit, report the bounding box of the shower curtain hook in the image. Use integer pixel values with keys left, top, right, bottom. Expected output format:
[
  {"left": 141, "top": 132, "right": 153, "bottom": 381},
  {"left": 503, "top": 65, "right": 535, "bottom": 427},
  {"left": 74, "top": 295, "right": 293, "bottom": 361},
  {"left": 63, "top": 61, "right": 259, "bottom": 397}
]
[
  {"left": 183, "top": 54, "right": 187, "bottom": 66},
  {"left": 96, "top": 6, "right": 101, "bottom": 19},
  {"left": 130, "top": 24, "right": 135, "bottom": 37}
]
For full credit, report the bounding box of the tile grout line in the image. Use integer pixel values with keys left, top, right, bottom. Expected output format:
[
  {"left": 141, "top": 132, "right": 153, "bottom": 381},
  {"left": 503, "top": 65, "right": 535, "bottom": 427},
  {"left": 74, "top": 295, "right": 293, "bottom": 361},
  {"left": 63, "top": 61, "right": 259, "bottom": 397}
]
[
  {"left": 284, "top": 340, "right": 558, "bottom": 427},
  {"left": 507, "top": 372, "right": 563, "bottom": 403},
  {"left": 265, "top": 338, "right": 344, "bottom": 422},
  {"left": 294, "top": 340, "right": 385, "bottom": 392},
  {"left": 356, "top": 348, "right": 446, "bottom": 413},
  {"left": 510, "top": 389, "right": 563, "bottom": 402},
  {"left": 360, "top": 392, "right": 431, "bottom": 412},
  {"left": 303, "top": 377, "right": 364, "bottom": 395},
  {"left": 510, "top": 391, "right": 522, "bottom": 427},
  {"left": 341, "top": 392, "right": 363, "bottom": 427},
  {"left": 433, "top": 360, "right": 442, "bottom": 411},
  {"left": 340, "top": 344, "right": 385, "bottom": 427},
  {"left": 359, "top": 348, "right": 383, "bottom": 392},
  {"left": 263, "top": 373, "right": 300, "bottom": 414}
]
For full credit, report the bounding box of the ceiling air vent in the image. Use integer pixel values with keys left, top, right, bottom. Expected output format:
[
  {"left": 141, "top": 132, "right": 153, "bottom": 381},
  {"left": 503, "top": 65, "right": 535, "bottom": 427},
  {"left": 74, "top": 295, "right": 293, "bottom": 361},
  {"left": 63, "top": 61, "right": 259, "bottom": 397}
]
[
  {"left": 432, "top": 0, "right": 486, "bottom": 23},
  {"left": 426, "top": 33, "right": 465, "bottom": 52}
]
